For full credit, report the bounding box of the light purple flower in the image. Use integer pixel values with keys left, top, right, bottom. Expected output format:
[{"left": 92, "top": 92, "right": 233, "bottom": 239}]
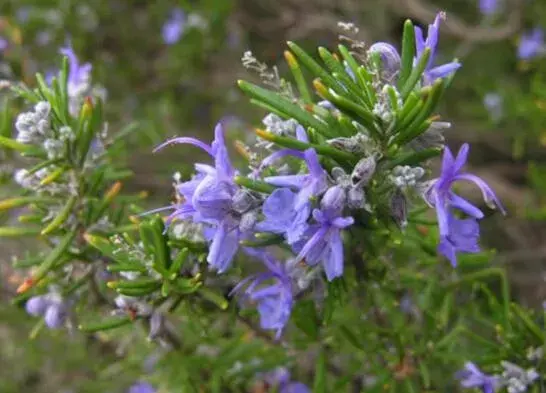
[
  {"left": 162, "top": 8, "right": 186, "bottom": 45},
  {"left": 256, "top": 188, "right": 310, "bottom": 244},
  {"left": 414, "top": 12, "right": 461, "bottom": 85},
  {"left": 281, "top": 382, "right": 311, "bottom": 393},
  {"left": 479, "top": 0, "right": 499, "bottom": 16},
  {"left": 264, "top": 126, "right": 328, "bottom": 209},
  {"left": 128, "top": 381, "right": 156, "bottom": 393},
  {"left": 483, "top": 92, "right": 503, "bottom": 121},
  {"left": 231, "top": 253, "right": 294, "bottom": 338},
  {"left": 263, "top": 368, "right": 311, "bottom": 393},
  {"left": 518, "top": 28, "right": 545, "bottom": 60},
  {"left": 59, "top": 42, "right": 92, "bottom": 96},
  {"left": 25, "top": 295, "right": 50, "bottom": 316},
  {"left": 0, "top": 37, "right": 8, "bottom": 52},
  {"left": 437, "top": 212, "right": 480, "bottom": 266},
  {"left": 154, "top": 123, "right": 249, "bottom": 273},
  {"left": 455, "top": 362, "right": 499, "bottom": 393},
  {"left": 293, "top": 186, "right": 354, "bottom": 281},
  {"left": 424, "top": 143, "right": 504, "bottom": 239},
  {"left": 368, "top": 42, "right": 401, "bottom": 78},
  {"left": 25, "top": 294, "right": 68, "bottom": 329}
]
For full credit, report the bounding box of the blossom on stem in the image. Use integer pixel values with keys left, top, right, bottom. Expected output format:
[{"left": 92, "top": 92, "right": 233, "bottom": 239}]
[
  {"left": 59, "top": 42, "right": 92, "bottom": 98},
  {"left": 437, "top": 212, "right": 480, "bottom": 266},
  {"left": 264, "top": 126, "right": 328, "bottom": 209},
  {"left": 154, "top": 123, "right": 254, "bottom": 273},
  {"left": 26, "top": 293, "right": 69, "bottom": 329},
  {"left": 517, "top": 28, "right": 545, "bottom": 60},
  {"left": 293, "top": 186, "right": 354, "bottom": 281},
  {"left": 256, "top": 188, "right": 310, "bottom": 244},
  {"left": 456, "top": 362, "right": 499, "bottom": 393},
  {"left": 414, "top": 12, "right": 461, "bottom": 85},
  {"left": 479, "top": 0, "right": 499, "bottom": 16},
  {"left": 231, "top": 253, "right": 294, "bottom": 338},
  {"left": 424, "top": 143, "right": 504, "bottom": 237},
  {"left": 368, "top": 42, "right": 401, "bottom": 79},
  {"left": 162, "top": 8, "right": 186, "bottom": 45},
  {"left": 128, "top": 381, "right": 156, "bottom": 393}
]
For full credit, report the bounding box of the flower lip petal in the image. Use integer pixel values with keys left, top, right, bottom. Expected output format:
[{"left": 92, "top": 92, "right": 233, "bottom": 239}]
[{"left": 153, "top": 136, "right": 213, "bottom": 155}]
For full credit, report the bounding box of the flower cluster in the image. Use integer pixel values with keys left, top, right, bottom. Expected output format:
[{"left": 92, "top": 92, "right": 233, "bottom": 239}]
[{"left": 149, "top": 11, "right": 504, "bottom": 340}]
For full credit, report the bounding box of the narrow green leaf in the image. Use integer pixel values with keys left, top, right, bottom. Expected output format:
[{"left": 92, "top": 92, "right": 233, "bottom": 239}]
[
  {"left": 0, "top": 196, "right": 56, "bottom": 211},
  {"left": 386, "top": 147, "right": 441, "bottom": 168},
  {"left": 234, "top": 175, "right": 276, "bottom": 193},
  {"left": 313, "top": 350, "right": 327, "bottom": 393},
  {"left": 238, "top": 80, "right": 332, "bottom": 137},
  {"left": 284, "top": 51, "right": 312, "bottom": 103},
  {"left": 400, "top": 48, "right": 430, "bottom": 99},
  {"left": 79, "top": 316, "right": 132, "bottom": 332},
  {"left": 287, "top": 42, "right": 344, "bottom": 96},
  {"left": 338, "top": 45, "right": 373, "bottom": 108},
  {"left": 0, "top": 226, "right": 42, "bottom": 237},
  {"left": 32, "top": 230, "right": 76, "bottom": 284},
  {"left": 398, "top": 20, "right": 416, "bottom": 88},
  {"left": 198, "top": 287, "right": 229, "bottom": 310},
  {"left": 0, "top": 135, "right": 43, "bottom": 155},
  {"left": 240, "top": 234, "right": 284, "bottom": 247},
  {"left": 41, "top": 195, "right": 77, "bottom": 235},
  {"left": 256, "top": 128, "right": 357, "bottom": 165}
]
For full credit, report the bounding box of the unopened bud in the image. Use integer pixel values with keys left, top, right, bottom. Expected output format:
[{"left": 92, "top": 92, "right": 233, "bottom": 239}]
[
  {"left": 368, "top": 42, "right": 401, "bottom": 79},
  {"left": 351, "top": 156, "right": 376, "bottom": 186},
  {"left": 390, "top": 189, "right": 408, "bottom": 229}
]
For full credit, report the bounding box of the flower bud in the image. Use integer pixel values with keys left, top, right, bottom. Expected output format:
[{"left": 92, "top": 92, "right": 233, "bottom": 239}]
[
  {"left": 34, "top": 101, "right": 51, "bottom": 118},
  {"left": 25, "top": 295, "right": 50, "bottom": 316},
  {"left": 351, "top": 156, "right": 376, "bottom": 186},
  {"left": 390, "top": 189, "right": 408, "bottom": 229},
  {"left": 239, "top": 210, "right": 258, "bottom": 232},
  {"left": 347, "top": 186, "right": 366, "bottom": 210},
  {"left": 368, "top": 42, "right": 401, "bottom": 79},
  {"left": 320, "top": 185, "right": 346, "bottom": 212},
  {"left": 44, "top": 303, "right": 67, "bottom": 329},
  {"left": 148, "top": 312, "right": 164, "bottom": 340},
  {"left": 232, "top": 189, "right": 256, "bottom": 213}
]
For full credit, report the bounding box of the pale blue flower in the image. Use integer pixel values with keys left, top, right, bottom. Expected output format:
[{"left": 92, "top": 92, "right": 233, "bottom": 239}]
[
  {"left": 414, "top": 12, "right": 461, "bottom": 85},
  {"left": 293, "top": 186, "right": 354, "bottom": 281},
  {"left": 162, "top": 8, "right": 186, "bottom": 44},
  {"left": 518, "top": 28, "right": 545, "bottom": 60},
  {"left": 231, "top": 253, "right": 294, "bottom": 338},
  {"left": 456, "top": 362, "right": 499, "bottom": 393}
]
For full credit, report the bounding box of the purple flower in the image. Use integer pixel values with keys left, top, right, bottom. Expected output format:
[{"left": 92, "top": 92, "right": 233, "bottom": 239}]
[
  {"left": 437, "top": 212, "right": 480, "bottom": 266},
  {"left": 455, "top": 362, "right": 499, "bottom": 393},
  {"left": 0, "top": 37, "right": 8, "bottom": 52},
  {"left": 264, "top": 126, "right": 328, "bottom": 209},
  {"left": 414, "top": 12, "right": 461, "bottom": 85},
  {"left": 59, "top": 42, "right": 92, "bottom": 96},
  {"left": 154, "top": 124, "right": 249, "bottom": 273},
  {"left": 281, "top": 382, "right": 312, "bottom": 393},
  {"left": 424, "top": 143, "right": 504, "bottom": 239},
  {"left": 128, "top": 381, "right": 156, "bottom": 393},
  {"left": 162, "top": 8, "right": 186, "bottom": 45},
  {"left": 263, "top": 368, "right": 311, "bottom": 393},
  {"left": 479, "top": 0, "right": 499, "bottom": 16},
  {"left": 256, "top": 188, "right": 310, "bottom": 244},
  {"left": 518, "top": 28, "right": 544, "bottom": 60},
  {"left": 231, "top": 253, "right": 294, "bottom": 338},
  {"left": 25, "top": 294, "right": 68, "bottom": 329},
  {"left": 483, "top": 92, "right": 503, "bottom": 121},
  {"left": 368, "top": 42, "right": 401, "bottom": 79},
  {"left": 293, "top": 186, "right": 354, "bottom": 281}
]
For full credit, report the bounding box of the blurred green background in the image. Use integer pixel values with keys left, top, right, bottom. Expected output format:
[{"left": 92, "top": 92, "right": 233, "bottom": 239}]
[{"left": 1, "top": 0, "right": 546, "bottom": 392}]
